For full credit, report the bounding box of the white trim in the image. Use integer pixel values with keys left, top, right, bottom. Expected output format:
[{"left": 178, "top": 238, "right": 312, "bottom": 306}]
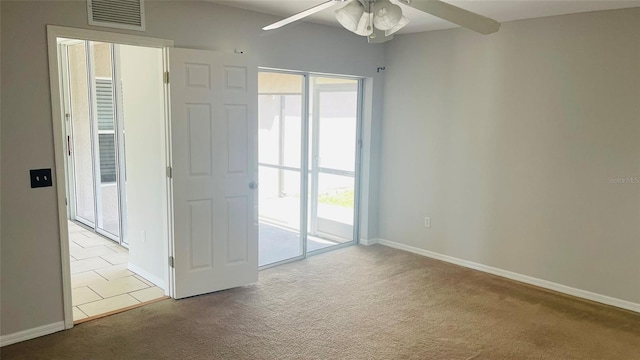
[
  {"left": 49, "top": 26, "right": 171, "bottom": 48},
  {"left": 47, "top": 25, "right": 175, "bottom": 330},
  {"left": 127, "top": 263, "right": 166, "bottom": 292},
  {"left": 358, "top": 238, "right": 379, "bottom": 246},
  {"left": 163, "top": 47, "right": 175, "bottom": 299},
  {"left": 47, "top": 27, "right": 76, "bottom": 331},
  {"left": 376, "top": 238, "right": 640, "bottom": 314},
  {"left": 357, "top": 77, "right": 374, "bottom": 242},
  {"left": 0, "top": 322, "right": 65, "bottom": 347}
]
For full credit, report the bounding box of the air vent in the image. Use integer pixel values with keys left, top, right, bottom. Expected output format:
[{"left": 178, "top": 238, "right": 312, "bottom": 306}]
[{"left": 87, "top": 0, "right": 145, "bottom": 31}]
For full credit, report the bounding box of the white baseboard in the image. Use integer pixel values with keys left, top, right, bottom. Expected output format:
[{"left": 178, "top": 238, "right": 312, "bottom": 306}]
[
  {"left": 1, "top": 321, "right": 65, "bottom": 347},
  {"left": 376, "top": 238, "right": 640, "bottom": 314},
  {"left": 128, "top": 263, "right": 165, "bottom": 290},
  {"left": 359, "top": 238, "right": 379, "bottom": 246}
]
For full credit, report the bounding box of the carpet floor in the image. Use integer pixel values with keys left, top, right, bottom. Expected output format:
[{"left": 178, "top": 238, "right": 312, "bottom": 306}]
[{"left": 2, "top": 245, "right": 639, "bottom": 359}]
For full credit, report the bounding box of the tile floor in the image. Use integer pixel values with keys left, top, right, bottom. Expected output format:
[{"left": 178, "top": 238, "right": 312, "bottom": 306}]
[{"left": 68, "top": 221, "right": 165, "bottom": 321}]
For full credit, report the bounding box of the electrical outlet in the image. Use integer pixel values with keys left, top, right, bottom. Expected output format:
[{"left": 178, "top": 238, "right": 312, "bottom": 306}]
[{"left": 424, "top": 217, "right": 431, "bottom": 228}]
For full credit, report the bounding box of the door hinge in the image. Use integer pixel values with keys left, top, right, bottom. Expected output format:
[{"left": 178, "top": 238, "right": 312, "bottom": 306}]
[
  {"left": 164, "top": 71, "right": 170, "bottom": 84},
  {"left": 166, "top": 166, "right": 172, "bottom": 178},
  {"left": 169, "top": 256, "right": 174, "bottom": 268}
]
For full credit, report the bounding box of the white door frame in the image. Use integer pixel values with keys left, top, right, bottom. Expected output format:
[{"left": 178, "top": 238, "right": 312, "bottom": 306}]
[{"left": 47, "top": 25, "right": 174, "bottom": 330}]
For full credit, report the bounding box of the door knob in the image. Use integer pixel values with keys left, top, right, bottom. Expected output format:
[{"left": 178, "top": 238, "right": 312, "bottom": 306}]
[{"left": 249, "top": 181, "right": 258, "bottom": 190}]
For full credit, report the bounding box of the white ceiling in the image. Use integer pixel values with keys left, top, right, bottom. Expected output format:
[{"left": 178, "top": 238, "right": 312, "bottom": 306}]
[{"left": 216, "top": 0, "right": 640, "bottom": 34}]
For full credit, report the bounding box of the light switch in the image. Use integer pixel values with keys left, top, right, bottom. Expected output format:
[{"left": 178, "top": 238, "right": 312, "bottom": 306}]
[{"left": 30, "top": 169, "right": 53, "bottom": 188}]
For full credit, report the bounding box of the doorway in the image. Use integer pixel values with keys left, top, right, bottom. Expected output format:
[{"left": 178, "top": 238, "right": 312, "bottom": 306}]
[
  {"left": 57, "top": 37, "right": 168, "bottom": 322},
  {"left": 258, "top": 71, "right": 362, "bottom": 267},
  {"left": 50, "top": 26, "right": 266, "bottom": 329}
]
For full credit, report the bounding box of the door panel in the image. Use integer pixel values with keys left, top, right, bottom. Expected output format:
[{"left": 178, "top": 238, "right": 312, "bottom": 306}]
[
  {"left": 307, "top": 77, "right": 359, "bottom": 252},
  {"left": 170, "top": 48, "right": 258, "bottom": 299},
  {"left": 257, "top": 72, "right": 305, "bottom": 267},
  {"left": 90, "top": 42, "right": 121, "bottom": 240},
  {"left": 188, "top": 199, "right": 214, "bottom": 270}
]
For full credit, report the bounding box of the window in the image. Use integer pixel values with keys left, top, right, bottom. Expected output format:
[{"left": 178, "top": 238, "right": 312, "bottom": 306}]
[{"left": 96, "top": 78, "right": 117, "bottom": 183}]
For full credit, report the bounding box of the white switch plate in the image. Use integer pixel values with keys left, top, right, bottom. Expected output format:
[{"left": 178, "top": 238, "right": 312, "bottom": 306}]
[{"left": 424, "top": 217, "right": 431, "bottom": 228}]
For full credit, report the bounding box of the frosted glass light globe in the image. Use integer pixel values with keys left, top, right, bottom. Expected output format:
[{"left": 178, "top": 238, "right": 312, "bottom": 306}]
[
  {"left": 336, "top": 0, "right": 365, "bottom": 32},
  {"left": 373, "top": 0, "right": 403, "bottom": 31}
]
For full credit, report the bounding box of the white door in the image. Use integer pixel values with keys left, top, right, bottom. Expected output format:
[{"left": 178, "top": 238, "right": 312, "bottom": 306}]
[{"left": 169, "top": 48, "right": 258, "bottom": 299}]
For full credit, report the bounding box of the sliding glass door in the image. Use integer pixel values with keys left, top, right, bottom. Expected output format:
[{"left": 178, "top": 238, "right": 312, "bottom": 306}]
[
  {"left": 258, "top": 71, "right": 361, "bottom": 267},
  {"left": 63, "top": 41, "right": 125, "bottom": 244}
]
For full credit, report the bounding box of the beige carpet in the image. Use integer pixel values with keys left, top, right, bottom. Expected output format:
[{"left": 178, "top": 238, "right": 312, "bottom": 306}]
[{"left": 2, "top": 245, "right": 639, "bottom": 359}]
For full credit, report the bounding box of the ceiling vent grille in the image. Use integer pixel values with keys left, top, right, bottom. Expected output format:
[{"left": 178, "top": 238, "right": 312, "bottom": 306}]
[{"left": 87, "top": 0, "right": 146, "bottom": 31}]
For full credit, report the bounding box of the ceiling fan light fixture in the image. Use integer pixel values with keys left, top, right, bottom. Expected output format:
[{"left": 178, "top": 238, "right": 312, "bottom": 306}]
[
  {"left": 372, "top": 0, "right": 403, "bottom": 31},
  {"left": 335, "top": 0, "right": 364, "bottom": 33},
  {"left": 385, "top": 15, "right": 409, "bottom": 36}
]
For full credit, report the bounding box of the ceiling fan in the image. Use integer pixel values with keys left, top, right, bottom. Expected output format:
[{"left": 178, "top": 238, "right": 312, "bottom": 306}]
[{"left": 263, "top": 0, "right": 501, "bottom": 43}]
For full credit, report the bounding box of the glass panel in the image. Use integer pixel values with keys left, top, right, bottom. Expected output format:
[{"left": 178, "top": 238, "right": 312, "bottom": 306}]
[
  {"left": 68, "top": 42, "right": 95, "bottom": 226},
  {"left": 259, "top": 167, "right": 302, "bottom": 266},
  {"left": 317, "top": 173, "right": 354, "bottom": 227},
  {"left": 282, "top": 95, "right": 302, "bottom": 168},
  {"left": 258, "top": 95, "right": 280, "bottom": 166},
  {"left": 307, "top": 76, "right": 359, "bottom": 253},
  {"left": 98, "top": 134, "right": 117, "bottom": 183},
  {"left": 258, "top": 72, "right": 304, "bottom": 266},
  {"left": 91, "top": 42, "right": 120, "bottom": 238},
  {"left": 258, "top": 94, "right": 302, "bottom": 168},
  {"left": 317, "top": 91, "right": 357, "bottom": 172},
  {"left": 308, "top": 173, "right": 355, "bottom": 252}
]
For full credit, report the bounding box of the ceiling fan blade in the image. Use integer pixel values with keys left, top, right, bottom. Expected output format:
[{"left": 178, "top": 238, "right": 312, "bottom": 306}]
[
  {"left": 402, "top": 0, "right": 500, "bottom": 35},
  {"left": 263, "top": 0, "right": 339, "bottom": 30}
]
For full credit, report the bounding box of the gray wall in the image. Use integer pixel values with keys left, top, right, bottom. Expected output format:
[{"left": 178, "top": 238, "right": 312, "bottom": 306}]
[
  {"left": 379, "top": 8, "right": 640, "bottom": 304},
  {"left": 0, "top": 0, "right": 385, "bottom": 336}
]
